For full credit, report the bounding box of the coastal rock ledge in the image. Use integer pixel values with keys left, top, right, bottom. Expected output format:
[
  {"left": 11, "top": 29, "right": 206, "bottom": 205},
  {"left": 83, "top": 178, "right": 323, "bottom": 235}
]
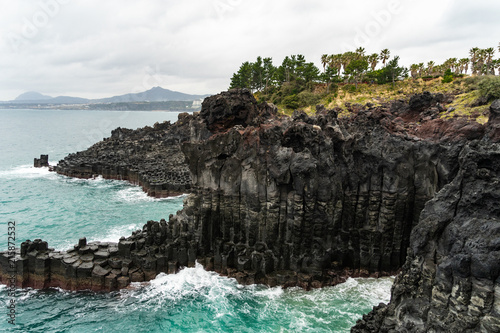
[{"left": 1, "top": 90, "right": 499, "bottom": 332}]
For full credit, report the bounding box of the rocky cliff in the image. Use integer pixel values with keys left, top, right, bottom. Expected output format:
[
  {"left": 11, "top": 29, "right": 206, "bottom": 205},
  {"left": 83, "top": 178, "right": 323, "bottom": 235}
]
[
  {"left": 1, "top": 90, "right": 498, "bottom": 331},
  {"left": 352, "top": 100, "right": 500, "bottom": 332}
]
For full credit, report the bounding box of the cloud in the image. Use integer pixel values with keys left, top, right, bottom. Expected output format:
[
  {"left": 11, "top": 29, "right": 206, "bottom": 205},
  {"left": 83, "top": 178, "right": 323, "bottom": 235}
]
[{"left": 0, "top": 0, "right": 499, "bottom": 100}]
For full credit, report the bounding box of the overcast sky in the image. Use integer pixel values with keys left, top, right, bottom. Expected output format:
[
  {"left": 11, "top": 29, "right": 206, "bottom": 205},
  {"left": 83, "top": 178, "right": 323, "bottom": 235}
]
[{"left": 0, "top": 0, "right": 499, "bottom": 101}]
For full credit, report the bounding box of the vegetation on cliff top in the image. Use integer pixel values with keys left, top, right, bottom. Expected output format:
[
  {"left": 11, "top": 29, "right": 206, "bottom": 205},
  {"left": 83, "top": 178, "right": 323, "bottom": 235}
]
[{"left": 229, "top": 46, "right": 500, "bottom": 121}]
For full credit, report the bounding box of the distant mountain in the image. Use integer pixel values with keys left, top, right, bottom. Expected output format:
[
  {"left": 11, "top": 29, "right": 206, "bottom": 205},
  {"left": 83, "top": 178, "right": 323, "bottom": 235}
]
[
  {"left": 7, "top": 94, "right": 89, "bottom": 104},
  {"left": 49, "top": 96, "right": 90, "bottom": 104},
  {"left": 93, "top": 87, "right": 209, "bottom": 103},
  {"left": 5, "top": 87, "right": 209, "bottom": 105},
  {"left": 15, "top": 91, "right": 52, "bottom": 101}
]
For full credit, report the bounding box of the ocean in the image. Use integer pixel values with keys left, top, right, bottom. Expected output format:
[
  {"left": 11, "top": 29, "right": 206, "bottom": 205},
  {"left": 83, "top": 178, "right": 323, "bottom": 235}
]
[{"left": 0, "top": 109, "right": 393, "bottom": 332}]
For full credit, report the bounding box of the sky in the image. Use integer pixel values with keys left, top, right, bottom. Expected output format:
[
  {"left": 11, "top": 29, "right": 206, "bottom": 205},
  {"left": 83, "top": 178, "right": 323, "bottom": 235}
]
[{"left": 0, "top": 0, "right": 499, "bottom": 101}]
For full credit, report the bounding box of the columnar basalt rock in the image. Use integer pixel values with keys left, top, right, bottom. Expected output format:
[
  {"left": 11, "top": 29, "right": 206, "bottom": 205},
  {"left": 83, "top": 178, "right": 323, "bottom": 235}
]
[
  {"left": 34, "top": 154, "right": 49, "bottom": 168},
  {"left": 1, "top": 90, "right": 498, "bottom": 331},
  {"left": 352, "top": 101, "right": 500, "bottom": 333},
  {"left": 177, "top": 99, "right": 465, "bottom": 287},
  {"left": 0, "top": 221, "right": 175, "bottom": 291}
]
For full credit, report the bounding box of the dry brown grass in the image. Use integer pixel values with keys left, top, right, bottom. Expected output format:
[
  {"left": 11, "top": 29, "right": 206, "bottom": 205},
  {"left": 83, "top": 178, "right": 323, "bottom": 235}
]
[{"left": 275, "top": 77, "right": 491, "bottom": 124}]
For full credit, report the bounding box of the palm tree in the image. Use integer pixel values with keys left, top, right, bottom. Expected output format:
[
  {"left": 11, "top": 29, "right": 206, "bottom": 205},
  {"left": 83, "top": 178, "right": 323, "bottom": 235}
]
[
  {"left": 433, "top": 64, "right": 444, "bottom": 77},
  {"left": 470, "top": 47, "right": 479, "bottom": 75},
  {"left": 321, "top": 54, "right": 329, "bottom": 73},
  {"left": 410, "top": 64, "right": 419, "bottom": 79},
  {"left": 485, "top": 47, "right": 495, "bottom": 74},
  {"left": 492, "top": 59, "right": 499, "bottom": 75},
  {"left": 426, "top": 61, "right": 435, "bottom": 76},
  {"left": 477, "top": 49, "right": 487, "bottom": 75},
  {"left": 418, "top": 63, "right": 425, "bottom": 77},
  {"left": 355, "top": 47, "right": 366, "bottom": 59},
  {"left": 459, "top": 58, "right": 469, "bottom": 74},
  {"left": 341, "top": 52, "right": 355, "bottom": 73},
  {"left": 327, "top": 55, "right": 335, "bottom": 74},
  {"left": 495, "top": 59, "right": 500, "bottom": 76},
  {"left": 368, "top": 53, "right": 379, "bottom": 71},
  {"left": 379, "top": 48, "right": 390, "bottom": 67},
  {"left": 442, "top": 58, "right": 457, "bottom": 72},
  {"left": 450, "top": 58, "right": 458, "bottom": 72},
  {"left": 330, "top": 54, "right": 343, "bottom": 75}
]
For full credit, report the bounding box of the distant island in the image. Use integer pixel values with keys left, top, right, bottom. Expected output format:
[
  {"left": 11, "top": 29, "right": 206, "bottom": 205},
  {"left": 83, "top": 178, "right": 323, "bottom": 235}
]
[{"left": 0, "top": 86, "right": 209, "bottom": 111}]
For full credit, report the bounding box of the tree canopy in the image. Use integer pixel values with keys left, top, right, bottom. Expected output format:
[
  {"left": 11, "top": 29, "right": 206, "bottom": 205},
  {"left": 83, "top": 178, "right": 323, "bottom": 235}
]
[{"left": 228, "top": 44, "right": 499, "bottom": 109}]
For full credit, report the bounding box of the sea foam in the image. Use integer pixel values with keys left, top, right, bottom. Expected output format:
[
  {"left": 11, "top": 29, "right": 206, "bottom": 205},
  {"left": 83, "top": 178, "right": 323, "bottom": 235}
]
[
  {"left": 116, "top": 187, "right": 187, "bottom": 203},
  {"left": 0, "top": 164, "right": 58, "bottom": 180}
]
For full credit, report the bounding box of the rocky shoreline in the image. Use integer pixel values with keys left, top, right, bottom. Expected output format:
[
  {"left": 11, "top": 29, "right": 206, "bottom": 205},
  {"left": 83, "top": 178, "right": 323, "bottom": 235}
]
[
  {"left": 54, "top": 113, "right": 203, "bottom": 197},
  {"left": 1, "top": 90, "right": 499, "bottom": 331}
]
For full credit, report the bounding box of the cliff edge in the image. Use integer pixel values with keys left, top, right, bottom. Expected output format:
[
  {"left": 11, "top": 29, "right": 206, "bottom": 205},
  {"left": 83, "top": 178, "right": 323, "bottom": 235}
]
[{"left": 352, "top": 100, "right": 500, "bottom": 332}]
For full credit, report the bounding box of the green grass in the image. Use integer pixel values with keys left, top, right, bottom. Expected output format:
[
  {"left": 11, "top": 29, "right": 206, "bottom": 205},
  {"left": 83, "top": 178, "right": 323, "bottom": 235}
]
[
  {"left": 441, "top": 90, "right": 490, "bottom": 124},
  {"left": 269, "top": 77, "right": 492, "bottom": 123}
]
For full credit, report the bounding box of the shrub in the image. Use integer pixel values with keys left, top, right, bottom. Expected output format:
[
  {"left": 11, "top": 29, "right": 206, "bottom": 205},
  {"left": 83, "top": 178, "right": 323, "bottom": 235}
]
[
  {"left": 297, "top": 91, "right": 321, "bottom": 107},
  {"left": 478, "top": 76, "right": 500, "bottom": 101},
  {"left": 344, "top": 84, "right": 357, "bottom": 93},
  {"left": 464, "top": 76, "right": 484, "bottom": 91},
  {"left": 282, "top": 94, "right": 299, "bottom": 109},
  {"left": 442, "top": 69, "right": 454, "bottom": 83}
]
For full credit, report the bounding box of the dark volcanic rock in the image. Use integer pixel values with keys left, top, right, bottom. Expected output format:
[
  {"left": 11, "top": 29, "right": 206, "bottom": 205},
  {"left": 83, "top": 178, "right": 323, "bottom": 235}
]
[
  {"left": 34, "top": 154, "right": 49, "bottom": 168},
  {"left": 2, "top": 92, "right": 499, "bottom": 332},
  {"left": 352, "top": 146, "right": 500, "bottom": 332},
  {"left": 352, "top": 103, "right": 500, "bottom": 332},
  {"left": 409, "top": 91, "right": 444, "bottom": 111},
  {"left": 200, "top": 88, "right": 277, "bottom": 132},
  {"left": 178, "top": 100, "right": 464, "bottom": 287},
  {"left": 54, "top": 113, "right": 210, "bottom": 197},
  {"left": 486, "top": 99, "right": 500, "bottom": 142}
]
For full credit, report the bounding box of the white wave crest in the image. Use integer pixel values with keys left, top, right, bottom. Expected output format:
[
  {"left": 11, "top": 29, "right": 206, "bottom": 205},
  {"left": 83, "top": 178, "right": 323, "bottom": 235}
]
[
  {"left": 63, "top": 175, "right": 112, "bottom": 186},
  {"left": 352, "top": 277, "right": 394, "bottom": 304},
  {"left": 0, "top": 164, "right": 58, "bottom": 180},
  {"left": 116, "top": 187, "right": 187, "bottom": 203},
  {"left": 90, "top": 223, "right": 143, "bottom": 244},
  {"left": 117, "top": 262, "right": 242, "bottom": 316}
]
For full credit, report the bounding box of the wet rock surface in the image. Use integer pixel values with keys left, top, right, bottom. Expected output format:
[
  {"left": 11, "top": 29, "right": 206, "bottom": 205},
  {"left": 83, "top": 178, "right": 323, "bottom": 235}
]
[{"left": 1, "top": 90, "right": 499, "bottom": 332}]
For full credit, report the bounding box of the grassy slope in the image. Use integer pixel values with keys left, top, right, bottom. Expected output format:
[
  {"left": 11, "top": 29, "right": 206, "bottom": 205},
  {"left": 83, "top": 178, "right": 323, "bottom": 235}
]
[{"left": 273, "top": 78, "right": 492, "bottom": 124}]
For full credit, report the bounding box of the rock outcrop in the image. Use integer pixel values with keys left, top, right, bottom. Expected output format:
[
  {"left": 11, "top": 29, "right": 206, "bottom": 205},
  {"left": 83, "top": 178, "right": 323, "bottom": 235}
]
[
  {"left": 0, "top": 230, "right": 175, "bottom": 291},
  {"left": 34, "top": 154, "right": 49, "bottom": 168},
  {"left": 54, "top": 113, "right": 210, "bottom": 197},
  {"left": 177, "top": 102, "right": 465, "bottom": 287},
  {"left": 1, "top": 89, "right": 499, "bottom": 331},
  {"left": 352, "top": 101, "right": 500, "bottom": 332}
]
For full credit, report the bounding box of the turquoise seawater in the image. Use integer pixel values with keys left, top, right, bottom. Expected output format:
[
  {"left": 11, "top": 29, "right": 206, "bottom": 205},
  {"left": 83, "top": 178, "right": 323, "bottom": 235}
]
[{"left": 0, "top": 109, "right": 393, "bottom": 332}]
